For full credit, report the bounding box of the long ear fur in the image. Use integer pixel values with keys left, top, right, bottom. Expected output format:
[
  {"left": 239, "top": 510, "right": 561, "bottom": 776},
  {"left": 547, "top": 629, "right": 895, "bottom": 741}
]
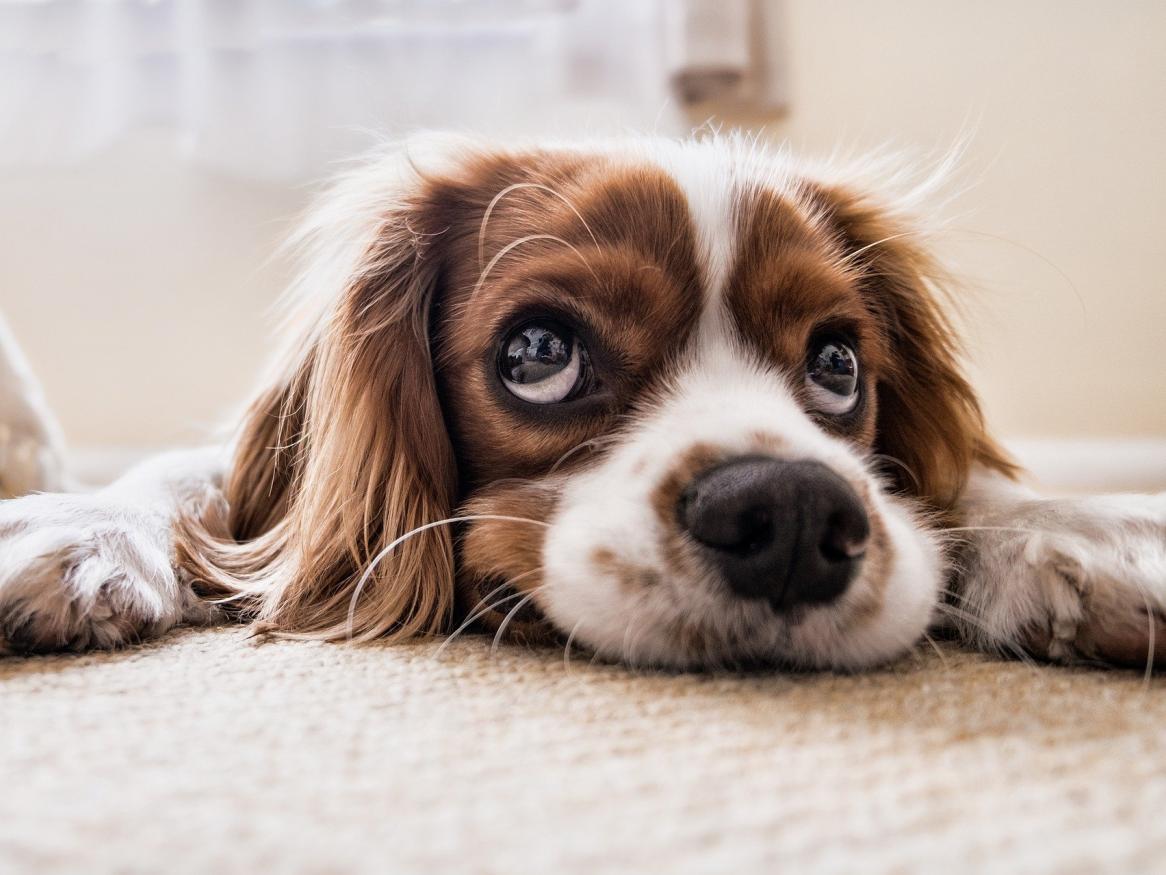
[
  {"left": 179, "top": 145, "right": 460, "bottom": 642},
  {"left": 809, "top": 179, "right": 1017, "bottom": 512}
]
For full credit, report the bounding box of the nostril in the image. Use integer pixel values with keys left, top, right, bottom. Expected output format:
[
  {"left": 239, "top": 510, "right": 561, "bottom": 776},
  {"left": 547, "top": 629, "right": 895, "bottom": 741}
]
[{"left": 819, "top": 510, "right": 870, "bottom": 563}]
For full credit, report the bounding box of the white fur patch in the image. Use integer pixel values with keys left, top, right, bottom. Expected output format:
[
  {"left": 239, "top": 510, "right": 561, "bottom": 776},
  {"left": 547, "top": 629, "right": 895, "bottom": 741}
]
[
  {"left": 541, "top": 337, "right": 943, "bottom": 670},
  {"left": 0, "top": 449, "right": 225, "bottom": 653}
]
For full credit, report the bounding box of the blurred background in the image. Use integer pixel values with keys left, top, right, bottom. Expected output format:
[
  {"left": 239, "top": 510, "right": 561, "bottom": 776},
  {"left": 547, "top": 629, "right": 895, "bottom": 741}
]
[{"left": 1, "top": 0, "right": 1163, "bottom": 489}]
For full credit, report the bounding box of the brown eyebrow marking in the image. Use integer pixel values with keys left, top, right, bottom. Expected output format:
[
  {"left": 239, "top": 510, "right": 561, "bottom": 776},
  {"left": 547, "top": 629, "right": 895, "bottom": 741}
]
[
  {"left": 477, "top": 181, "right": 602, "bottom": 270},
  {"left": 470, "top": 232, "right": 602, "bottom": 302},
  {"left": 431, "top": 152, "right": 708, "bottom": 487},
  {"left": 722, "top": 184, "right": 888, "bottom": 447}
]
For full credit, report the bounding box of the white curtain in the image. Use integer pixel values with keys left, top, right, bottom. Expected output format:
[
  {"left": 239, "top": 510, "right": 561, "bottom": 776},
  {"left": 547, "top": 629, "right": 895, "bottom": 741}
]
[{"left": 0, "top": 0, "right": 781, "bottom": 181}]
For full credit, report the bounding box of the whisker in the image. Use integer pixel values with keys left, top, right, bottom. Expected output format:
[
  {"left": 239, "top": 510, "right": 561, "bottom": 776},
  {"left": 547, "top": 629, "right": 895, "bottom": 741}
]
[
  {"left": 471, "top": 234, "right": 600, "bottom": 302},
  {"left": 947, "top": 227, "right": 1088, "bottom": 321},
  {"left": 432, "top": 569, "right": 543, "bottom": 658},
  {"left": 434, "top": 578, "right": 541, "bottom": 659},
  {"left": 866, "top": 452, "right": 922, "bottom": 493},
  {"left": 936, "top": 526, "right": 1051, "bottom": 554},
  {"left": 473, "top": 568, "right": 543, "bottom": 623},
  {"left": 345, "top": 514, "right": 550, "bottom": 641},
  {"left": 490, "top": 589, "right": 542, "bottom": 655},
  {"left": 619, "top": 588, "right": 653, "bottom": 670},
  {"left": 1124, "top": 574, "right": 1157, "bottom": 688},
  {"left": 837, "top": 231, "right": 919, "bottom": 268},
  {"left": 935, "top": 584, "right": 974, "bottom": 607},
  {"left": 931, "top": 601, "right": 993, "bottom": 633},
  {"left": 548, "top": 435, "right": 617, "bottom": 475},
  {"left": 933, "top": 602, "right": 1039, "bottom": 670},
  {"left": 563, "top": 618, "right": 585, "bottom": 673},
  {"left": 941, "top": 525, "right": 1045, "bottom": 535},
  {"left": 920, "top": 631, "right": 949, "bottom": 669},
  {"left": 478, "top": 182, "right": 601, "bottom": 270}
]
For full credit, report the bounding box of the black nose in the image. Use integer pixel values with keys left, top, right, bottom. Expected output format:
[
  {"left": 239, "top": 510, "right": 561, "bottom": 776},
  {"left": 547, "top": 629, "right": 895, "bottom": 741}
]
[{"left": 678, "top": 456, "right": 870, "bottom": 610}]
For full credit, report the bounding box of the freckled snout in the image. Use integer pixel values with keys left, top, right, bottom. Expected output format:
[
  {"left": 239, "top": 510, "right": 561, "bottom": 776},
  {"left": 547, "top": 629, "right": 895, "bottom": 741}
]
[{"left": 678, "top": 456, "right": 870, "bottom": 611}]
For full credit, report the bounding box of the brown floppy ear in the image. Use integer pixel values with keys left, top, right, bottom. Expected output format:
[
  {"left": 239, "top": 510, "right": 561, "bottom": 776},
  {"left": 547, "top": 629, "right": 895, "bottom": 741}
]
[
  {"left": 810, "top": 182, "right": 1017, "bottom": 512},
  {"left": 179, "top": 152, "right": 459, "bottom": 642}
]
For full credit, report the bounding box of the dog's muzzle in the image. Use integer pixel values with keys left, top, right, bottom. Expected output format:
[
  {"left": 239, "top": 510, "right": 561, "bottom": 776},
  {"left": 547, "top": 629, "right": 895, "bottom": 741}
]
[{"left": 678, "top": 456, "right": 870, "bottom": 611}]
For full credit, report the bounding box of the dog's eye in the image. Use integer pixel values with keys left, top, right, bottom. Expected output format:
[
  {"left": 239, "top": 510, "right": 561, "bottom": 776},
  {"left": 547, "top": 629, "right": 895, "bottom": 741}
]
[
  {"left": 499, "top": 322, "right": 589, "bottom": 404},
  {"left": 806, "top": 338, "right": 859, "bottom": 415}
]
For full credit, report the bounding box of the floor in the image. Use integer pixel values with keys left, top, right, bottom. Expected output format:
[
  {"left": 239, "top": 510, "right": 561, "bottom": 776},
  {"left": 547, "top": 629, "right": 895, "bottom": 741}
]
[{"left": 3, "top": 628, "right": 1164, "bottom": 874}]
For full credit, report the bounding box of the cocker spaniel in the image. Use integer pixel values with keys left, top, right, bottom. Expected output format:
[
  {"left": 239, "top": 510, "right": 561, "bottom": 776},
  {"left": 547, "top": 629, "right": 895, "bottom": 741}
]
[{"left": 2, "top": 133, "right": 1164, "bottom": 670}]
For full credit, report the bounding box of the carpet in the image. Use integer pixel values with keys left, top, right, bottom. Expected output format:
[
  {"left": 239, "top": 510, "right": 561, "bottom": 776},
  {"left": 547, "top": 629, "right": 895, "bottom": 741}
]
[{"left": 2, "top": 629, "right": 1163, "bottom": 874}]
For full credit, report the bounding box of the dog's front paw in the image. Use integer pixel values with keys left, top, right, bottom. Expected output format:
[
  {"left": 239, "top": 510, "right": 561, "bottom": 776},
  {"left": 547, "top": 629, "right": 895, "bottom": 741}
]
[
  {"left": 954, "top": 493, "right": 1166, "bottom": 668},
  {"left": 0, "top": 493, "right": 218, "bottom": 654}
]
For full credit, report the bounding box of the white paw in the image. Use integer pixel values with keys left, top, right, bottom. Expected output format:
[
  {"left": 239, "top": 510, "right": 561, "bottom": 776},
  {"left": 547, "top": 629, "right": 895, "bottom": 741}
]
[
  {"left": 0, "top": 493, "right": 218, "bottom": 654},
  {"left": 954, "top": 493, "right": 1166, "bottom": 667}
]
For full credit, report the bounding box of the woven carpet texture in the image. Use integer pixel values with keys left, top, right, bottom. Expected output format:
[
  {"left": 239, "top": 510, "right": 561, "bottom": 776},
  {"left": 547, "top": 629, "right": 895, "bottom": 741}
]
[{"left": 2, "top": 629, "right": 1164, "bottom": 874}]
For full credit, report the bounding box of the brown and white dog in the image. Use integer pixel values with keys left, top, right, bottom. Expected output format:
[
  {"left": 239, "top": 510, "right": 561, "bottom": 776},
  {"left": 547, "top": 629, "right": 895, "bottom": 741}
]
[{"left": 2, "top": 133, "right": 1164, "bottom": 670}]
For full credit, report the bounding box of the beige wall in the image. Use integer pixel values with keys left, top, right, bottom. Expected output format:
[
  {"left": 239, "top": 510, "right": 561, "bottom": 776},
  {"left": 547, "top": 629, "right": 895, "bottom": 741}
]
[
  {"left": 2, "top": 132, "right": 302, "bottom": 448},
  {"left": 2, "top": 0, "right": 1164, "bottom": 450},
  {"left": 716, "top": 0, "right": 1166, "bottom": 440}
]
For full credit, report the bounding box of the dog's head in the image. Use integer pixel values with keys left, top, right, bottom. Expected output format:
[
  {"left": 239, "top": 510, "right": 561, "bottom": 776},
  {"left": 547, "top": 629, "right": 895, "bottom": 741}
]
[{"left": 184, "top": 133, "right": 1013, "bottom": 670}]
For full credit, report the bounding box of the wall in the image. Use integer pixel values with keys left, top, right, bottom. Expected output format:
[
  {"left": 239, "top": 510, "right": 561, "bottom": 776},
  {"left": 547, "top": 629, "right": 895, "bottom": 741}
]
[
  {"left": 1, "top": 0, "right": 1163, "bottom": 458},
  {"left": 744, "top": 0, "right": 1166, "bottom": 441},
  {"left": 2, "top": 131, "right": 300, "bottom": 448}
]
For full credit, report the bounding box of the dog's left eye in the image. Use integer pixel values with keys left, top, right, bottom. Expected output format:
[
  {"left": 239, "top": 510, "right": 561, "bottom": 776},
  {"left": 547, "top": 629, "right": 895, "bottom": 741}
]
[
  {"left": 806, "top": 338, "right": 859, "bottom": 415},
  {"left": 499, "top": 322, "right": 590, "bottom": 404}
]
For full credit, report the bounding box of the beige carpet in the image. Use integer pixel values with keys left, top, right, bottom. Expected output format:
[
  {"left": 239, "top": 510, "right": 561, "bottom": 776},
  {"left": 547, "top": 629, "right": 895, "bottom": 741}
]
[{"left": 2, "top": 629, "right": 1164, "bottom": 875}]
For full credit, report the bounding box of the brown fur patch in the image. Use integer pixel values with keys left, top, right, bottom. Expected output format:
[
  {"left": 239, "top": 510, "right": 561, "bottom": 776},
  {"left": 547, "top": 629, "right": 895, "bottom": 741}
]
[
  {"left": 454, "top": 480, "right": 560, "bottom": 644},
  {"left": 724, "top": 188, "right": 888, "bottom": 448},
  {"left": 801, "top": 182, "right": 1017, "bottom": 511},
  {"left": 650, "top": 442, "right": 729, "bottom": 547},
  {"left": 433, "top": 159, "right": 705, "bottom": 486},
  {"left": 591, "top": 547, "right": 663, "bottom": 592}
]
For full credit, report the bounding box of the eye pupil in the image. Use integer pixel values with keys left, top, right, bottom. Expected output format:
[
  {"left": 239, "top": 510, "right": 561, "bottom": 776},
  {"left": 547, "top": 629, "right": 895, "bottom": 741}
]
[
  {"left": 499, "top": 321, "right": 589, "bottom": 404},
  {"left": 506, "top": 326, "right": 572, "bottom": 384},
  {"left": 806, "top": 338, "right": 859, "bottom": 414}
]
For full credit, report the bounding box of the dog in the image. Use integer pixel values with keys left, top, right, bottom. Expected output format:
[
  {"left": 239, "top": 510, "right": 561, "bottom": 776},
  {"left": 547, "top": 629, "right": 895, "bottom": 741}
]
[{"left": 1, "top": 133, "right": 1164, "bottom": 670}]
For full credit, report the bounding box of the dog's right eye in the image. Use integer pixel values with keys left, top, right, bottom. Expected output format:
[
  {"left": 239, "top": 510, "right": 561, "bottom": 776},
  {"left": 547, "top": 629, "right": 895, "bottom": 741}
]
[{"left": 498, "top": 322, "right": 591, "bottom": 404}]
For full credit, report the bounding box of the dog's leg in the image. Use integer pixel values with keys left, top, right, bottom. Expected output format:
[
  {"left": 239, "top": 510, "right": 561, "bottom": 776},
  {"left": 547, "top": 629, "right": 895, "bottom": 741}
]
[
  {"left": 0, "top": 312, "right": 67, "bottom": 497},
  {"left": 949, "top": 467, "right": 1166, "bottom": 668},
  {"left": 0, "top": 448, "right": 227, "bottom": 654}
]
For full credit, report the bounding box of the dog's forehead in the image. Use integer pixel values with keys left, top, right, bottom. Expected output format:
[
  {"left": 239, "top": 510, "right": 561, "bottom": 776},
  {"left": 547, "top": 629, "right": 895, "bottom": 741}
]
[{"left": 453, "top": 141, "right": 849, "bottom": 340}]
